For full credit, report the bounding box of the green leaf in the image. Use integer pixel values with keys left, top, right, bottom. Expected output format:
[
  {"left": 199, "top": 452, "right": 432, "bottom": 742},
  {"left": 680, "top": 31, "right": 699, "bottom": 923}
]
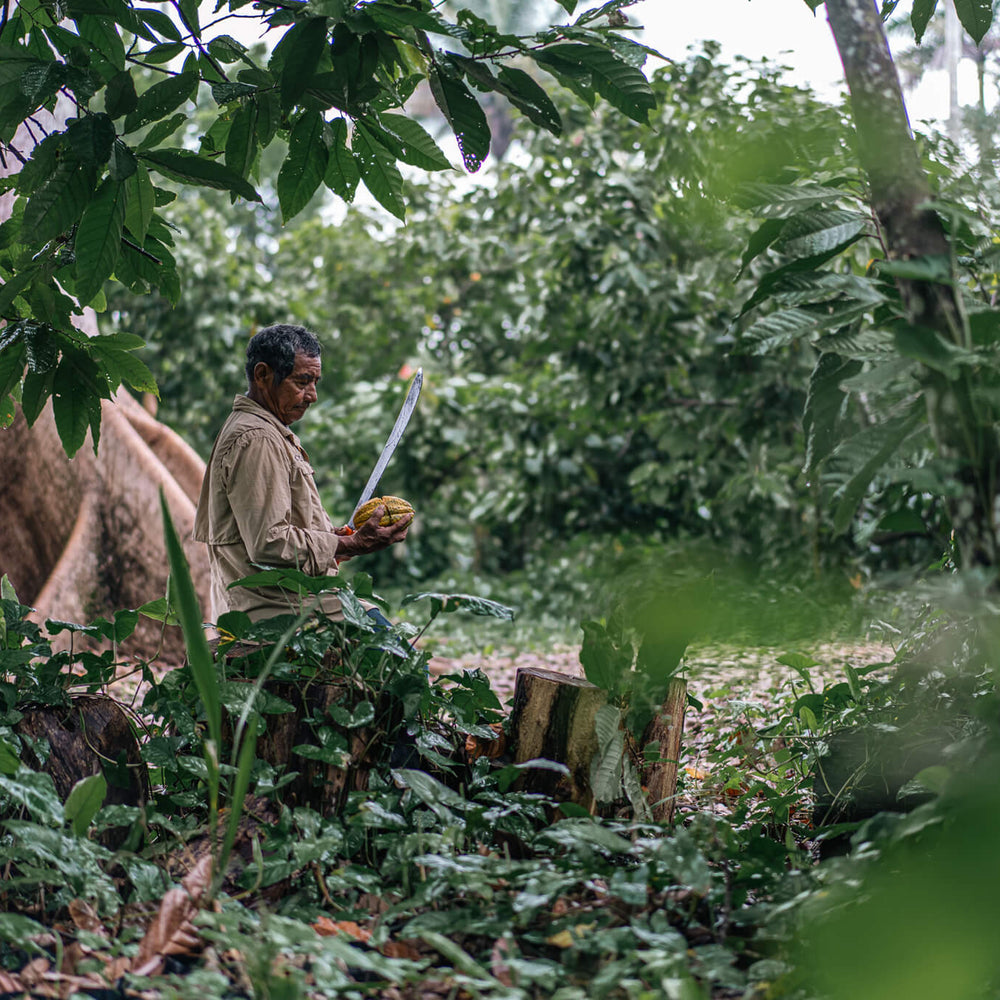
[
  {"left": 0, "top": 739, "right": 19, "bottom": 775},
  {"left": 135, "top": 5, "right": 183, "bottom": 41},
  {"left": 124, "top": 162, "right": 155, "bottom": 243},
  {"left": 428, "top": 64, "right": 490, "bottom": 173},
  {"left": 352, "top": 124, "right": 406, "bottom": 220},
  {"left": 277, "top": 17, "right": 329, "bottom": 110},
  {"left": 160, "top": 490, "right": 222, "bottom": 781},
  {"left": 579, "top": 619, "right": 629, "bottom": 690},
  {"left": 736, "top": 182, "right": 848, "bottom": 218},
  {"left": 954, "top": 0, "right": 992, "bottom": 43},
  {"left": 140, "top": 148, "right": 262, "bottom": 202},
  {"left": 0, "top": 770, "right": 64, "bottom": 826},
  {"left": 66, "top": 113, "right": 116, "bottom": 165},
  {"left": 803, "top": 352, "right": 863, "bottom": 474},
  {"left": 277, "top": 111, "right": 329, "bottom": 223},
  {"left": 393, "top": 767, "right": 467, "bottom": 820},
  {"left": 136, "top": 111, "right": 187, "bottom": 150},
  {"left": 893, "top": 323, "right": 979, "bottom": 379},
  {"left": 20, "top": 368, "right": 54, "bottom": 426},
  {"left": 109, "top": 140, "right": 138, "bottom": 181},
  {"left": 831, "top": 404, "right": 925, "bottom": 535},
  {"left": 497, "top": 66, "right": 563, "bottom": 135},
  {"left": 542, "top": 43, "right": 655, "bottom": 124},
  {"left": 76, "top": 15, "right": 126, "bottom": 73},
  {"left": 105, "top": 69, "right": 138, "bottom": 119},
  {"left": 400, "top": 591, "right": 515, "bottom": 619},
  {"left": 324, "top": 117, "right": 360, "bottom": 202},
  {"left": 64, "top": 772, "right": 107, "bottom": 837},
  {"left": 590, "top": 703, "right": 624, "bottom": 803},
  {"left": 772, "top": 209, "right": 869, "bottom": 259},
  {"left": 74, "top": 176, "right": 128, "bottom": 306},
  {"left": 0, "top": 341, "right": 25, "bottom": 399},
  {"left": 52, "top": 353, "right": 103, "bottom": 457},
  {"left": 124, "top": 71, "right": 199, "bottom": 133},
  {"left": 22, "top": 156, "right": 96, "bottom": 244},
  {"left": 224, "top": 103, "right": 258, "bottom": 178},
  {"left": 911, "top": 0, "right": 938, "bottom": 43},
  {"left": 376, "top": 113, "right": 452, "bottom": 171}
]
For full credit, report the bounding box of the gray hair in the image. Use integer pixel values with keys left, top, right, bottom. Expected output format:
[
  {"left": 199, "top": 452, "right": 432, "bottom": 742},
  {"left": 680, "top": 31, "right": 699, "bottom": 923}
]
[{"left": 245, "top": 324, "right": 322, "bottom": 389}]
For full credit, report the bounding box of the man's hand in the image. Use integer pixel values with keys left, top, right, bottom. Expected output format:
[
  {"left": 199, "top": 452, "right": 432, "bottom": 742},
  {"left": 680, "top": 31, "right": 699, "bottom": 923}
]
[{"left": 334, "top": 504, "right": 412, "bottom": 563}]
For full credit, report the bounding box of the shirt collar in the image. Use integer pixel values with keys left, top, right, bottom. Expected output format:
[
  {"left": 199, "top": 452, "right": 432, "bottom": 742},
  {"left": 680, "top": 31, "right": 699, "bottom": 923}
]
[{"left": 232, "top": 394, "right": 309, "bottom": 460}]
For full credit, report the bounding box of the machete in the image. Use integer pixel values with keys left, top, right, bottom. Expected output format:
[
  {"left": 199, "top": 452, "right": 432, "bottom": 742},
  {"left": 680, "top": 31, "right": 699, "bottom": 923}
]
[{"left": 346, "top": 368, "right": 423, "bottom": 530}]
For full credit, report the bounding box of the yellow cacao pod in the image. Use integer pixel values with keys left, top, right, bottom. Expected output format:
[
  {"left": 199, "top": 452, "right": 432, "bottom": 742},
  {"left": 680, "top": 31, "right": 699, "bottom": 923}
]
[{"left": 354, "top": 495, "right": 414, "bottom": 528}]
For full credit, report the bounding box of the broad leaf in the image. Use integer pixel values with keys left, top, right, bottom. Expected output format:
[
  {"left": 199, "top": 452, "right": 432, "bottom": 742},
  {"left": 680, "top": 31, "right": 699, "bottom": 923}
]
[
  {"left": 276, "top": 17, "right": 329, "bottom": 110},
  {"left": 74, "top": 176, "right": 128, "bottom": 306},
  {"left": 352, "top": 125, "right": 406, "bottom": 220},
  {"left": 911, "top": 0, "right": 938, "bottom": 42},
  {"left": 376, "top": 113, "right": 452, "bottom": 171},
  {"left": 831, "top": 403, "right": 925, "bottom": 535},
  {"left": 52, "top": 353, "right": 102, "bottom": 457},
  {"left": 427, "top": 64, "right": 490, "bottom": 173},
  {"left": 772, "top": 209, "right": 869, "bottom": 259},
  {"left": 325, "top": 117, "right": 360, "bottom": 201},
  {"left": 22, "top": 156, "right": 96, "bottom": 244},
  {"left": 543, "top": 44, "right": 655, "bottom": 124},
  {"left": 803, "top": 352, "right": 863, "bottom": 474},
  {"left": 277, "top": 111, "right": 329, "bottom": 223},
  {"left": 497, "top": 66, "right": 563, "bottom": 135},
  {"left": 954, "top": 0, "right": 992, "bottom": 43},
  {"left": 224, "top": 102, "right": 258, "bottom": 179},
  {"left": 736, "top": 182, "right": 847, "bottom": 218},
  {"left": 64, "top": 772, "right": 107, "bottom": 838},
  {"left": 124, "top": 163, "right": 155, "bottom": 243},
  {"left": 124, "top": 71, "right": 199, "bottom": 133},
  {"left": 140, "top": 148, "right": 261, "bottom": 202}
]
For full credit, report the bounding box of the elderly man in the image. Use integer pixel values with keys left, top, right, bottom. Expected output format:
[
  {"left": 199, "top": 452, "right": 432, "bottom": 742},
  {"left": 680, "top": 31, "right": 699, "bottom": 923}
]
[{"left": 193, "top": 324, "right": 411, "bottom": 623}]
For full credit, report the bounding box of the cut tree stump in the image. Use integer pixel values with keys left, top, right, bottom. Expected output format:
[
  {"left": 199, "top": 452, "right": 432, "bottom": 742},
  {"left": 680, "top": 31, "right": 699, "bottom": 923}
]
[
  {"left": 508, "top": 667, "right": 687, "bottom": 822},
  {"left": 15, "top": 695, "right": 149, "bottom": 845},
  {"left": 508, "top": 667, "right": 607, "bottom": 809},
  {"left": 640, "top": 678, "right": 687, "bottom": 824}
]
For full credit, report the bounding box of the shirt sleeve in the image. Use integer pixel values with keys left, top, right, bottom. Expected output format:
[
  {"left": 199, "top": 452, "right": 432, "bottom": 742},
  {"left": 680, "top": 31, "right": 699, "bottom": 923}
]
[{"left": 222, "top": 429, "right": 342, "bottom": 576}]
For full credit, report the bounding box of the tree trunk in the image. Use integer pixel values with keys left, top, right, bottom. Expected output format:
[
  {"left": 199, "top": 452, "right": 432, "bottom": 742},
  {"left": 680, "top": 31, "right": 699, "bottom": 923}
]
[
  {"left": 640, "top": 678, "right": 687, "bottom": 824},
  {"left": 0, "top": 106, "right": 210, "bottom": 662},
  {"left": 825, "top": 0, "right": 1000, "bottom": 573},
  {"left": 508, "top": 666, "right": 606, "bottom": 809}
]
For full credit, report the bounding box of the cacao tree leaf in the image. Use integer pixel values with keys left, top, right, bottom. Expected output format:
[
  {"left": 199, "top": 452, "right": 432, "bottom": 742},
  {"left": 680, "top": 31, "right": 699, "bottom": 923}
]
[
  {"left": 427, "top": 64, "right": 490, "bottom": 172},
  {"left": 954, "top": 0, "right": 992, "bottom": 43},
  {"left": 135, "top": 5, "right": 183, "bottom": 41},
  {"left": 176, "top": 0, "right": 200, "bottom": 35},
  {"left": 64, "top": 772, "right": 107, "bottom": 838},
  {"left": 376, "top": 113, "right": 452, "bottom": 171},
  {"left": 543, "top": 44, "right": 655, "bottom": 124},
  {"left": 140, "top": 148, "right": 262, "bottom": 202},
  {"left": 277, "top": 111, "right": 329, "bottom": 223},
  {"left": 52, "top": 353, "right": 103, "bottom": 456},
  {"left": 497, "top": 65, "right": 563, "bottom": 135},
  {"left": 276, "top": 17, "right": 329, "bottom": 110},
  {"left": 352, "top": 124, "right": 406, "bottom": 220},
  {"left": 772, "top": 209, "right": 869, "bottom": 259},
  {"left": 136, "top": 111, "right": 187, "bottom": 150},
  {"left": 741, "top": 301, "right": 873, "bottom": 354},
  {"left": 831, "top": 403, "right": 925, "bottom": 535},
  {"left": 66, "top": 113, "right": 116, "bottom": 165},
  {"left": 0, "top": 341, "right": 25, "bottom": 399},
  {"left": 76, "top": 15, "right": 126, "bottom": 74},
  {"left": 738, "top": 218, "right": 788, "bottom": 275},
  {"left": 893, "top": 322, "right": 979, "bottom": 379},
  {"left": 911, "top": 0, "right": 938, "bottom": 41},
  {"left": 20, "top": 368, "right": 54, "bottom": 426},
  {"left": 104, "top": 69, "right": 138, "bottom": 118},
  {"left": 109, "top": 139, "right": 138, "bottom": 181},
  {"left": 324, "top": 117, "right": 360, "bottom": 202},
  {"left": 224, "top": 103, "right": 258, "bottom": 179},
  {"left": 803, "top": 352, "right": 863, "bottom": 474},
  {"left": 736, "top": 182, "right": 848, "bottom": 218},
  {"left": 124, "top": 71, "right": 199, "bottom": 133},
  {"left": 22, "top": 156, "right": 96, "bottom": 244},
  {"left": 74, "top": 176, "right": 128, "bottom": 306},
  {"left": 124, "top": 163, "right": 155, "bottom": 243}
]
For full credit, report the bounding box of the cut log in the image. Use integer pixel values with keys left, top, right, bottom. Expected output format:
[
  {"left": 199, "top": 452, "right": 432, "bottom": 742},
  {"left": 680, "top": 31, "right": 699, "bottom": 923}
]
[
  {"left": 508, "top": 667, "right": 606, "bottom": 808},
  {"left": 640, "top": 678, "right": 687, "bottom": 824}
]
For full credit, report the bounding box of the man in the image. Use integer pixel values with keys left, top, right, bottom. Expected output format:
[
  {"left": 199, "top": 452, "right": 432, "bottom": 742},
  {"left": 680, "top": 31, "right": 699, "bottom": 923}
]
[{"left": 193, "top": 324, "right": 411, "bottom": 623}]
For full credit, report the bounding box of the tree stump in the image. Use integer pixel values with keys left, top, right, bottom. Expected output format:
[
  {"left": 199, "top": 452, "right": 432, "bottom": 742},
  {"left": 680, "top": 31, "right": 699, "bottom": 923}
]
[
  {"left": 508, "top": 667, "right": 607, "bottom": 809},
  {"left": 640, "top": 678, "right": 687, "bottom": 824},
  {"left": 15, "top": 695, "right": 149, "bottom": 845}
]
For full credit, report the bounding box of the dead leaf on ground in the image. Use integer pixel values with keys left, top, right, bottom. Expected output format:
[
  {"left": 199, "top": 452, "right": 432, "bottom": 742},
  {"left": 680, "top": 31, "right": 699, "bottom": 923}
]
[
  {"left": 379, "top": 939, "right": 423, "bottom": 960},
  {"left": 489, "top": 936, "right": 514, "bottom": 987},
  {"left": 133, "top": 853, "right": 213, "bottom": 977},
  {"left": 68, "top": 898, "right": 106, "bottom": 935},
  {"left": 313, "top": 917, "right": 371, "bottom": 943}
]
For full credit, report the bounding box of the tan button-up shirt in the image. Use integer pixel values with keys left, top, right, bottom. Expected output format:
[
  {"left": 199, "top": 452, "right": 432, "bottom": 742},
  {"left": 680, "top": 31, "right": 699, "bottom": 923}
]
[{"left": 193, "top": 395, "right": 344, "bottom": 622}]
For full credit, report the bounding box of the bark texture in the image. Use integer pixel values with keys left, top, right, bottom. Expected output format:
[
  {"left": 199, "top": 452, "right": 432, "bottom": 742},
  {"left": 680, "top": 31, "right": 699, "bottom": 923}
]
[
  {"left": 509, "top": 666, "right": 607, "bottom": 808},
  {"left": 640, "top": 678, "right": 687, "bottom": 824},
  {"left": 826, "top": 0, "right": 1000, "bottom": 572},
  {"left": 0, "top": 108, "right": 210, "bottom": 661}
]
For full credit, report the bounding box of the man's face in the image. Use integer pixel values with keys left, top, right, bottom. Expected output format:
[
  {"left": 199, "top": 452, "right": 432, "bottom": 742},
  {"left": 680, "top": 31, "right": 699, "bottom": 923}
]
[{"left": 253, "top": 352, "right": 321, "bottom": 425}]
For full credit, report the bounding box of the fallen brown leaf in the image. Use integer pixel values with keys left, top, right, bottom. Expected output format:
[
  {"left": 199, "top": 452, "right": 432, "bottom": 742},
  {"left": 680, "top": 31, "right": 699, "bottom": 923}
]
[
  {"left": 313, "top": 917, "right": 371, "bottom": 943},
  {"left": 379, "top": 939, "right": 422, "bottom": 961},
  {"left": 133, "top": 853, "right": 213, "bottom": 977}
]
